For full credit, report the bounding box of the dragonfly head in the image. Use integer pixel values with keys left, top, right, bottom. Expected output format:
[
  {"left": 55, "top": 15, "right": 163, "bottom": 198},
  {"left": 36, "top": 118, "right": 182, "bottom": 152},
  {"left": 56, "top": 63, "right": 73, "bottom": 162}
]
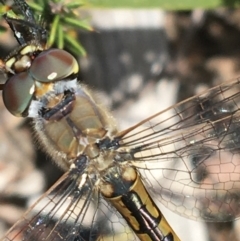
[
  {"left": 0, "top": 0, "right": 80, "bottom": 117},
  {"left": 2, "top": 47, "right": 79, "bottom": 117}
]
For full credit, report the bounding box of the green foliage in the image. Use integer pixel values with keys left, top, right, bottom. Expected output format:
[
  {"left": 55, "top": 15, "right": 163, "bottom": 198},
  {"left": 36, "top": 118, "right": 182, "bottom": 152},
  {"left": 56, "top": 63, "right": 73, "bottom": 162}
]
[
  {"left": 28, "top": 0, "right": 93, "bottom": 56},
  {"left": 1, "top": 0, "right": 239, "bottom": 57},
  {"left": 88, "top": 0, "right": 240, "bottom": 9},
  {"left": 0, "top": 0, "right": 93, "bottom": 56}
]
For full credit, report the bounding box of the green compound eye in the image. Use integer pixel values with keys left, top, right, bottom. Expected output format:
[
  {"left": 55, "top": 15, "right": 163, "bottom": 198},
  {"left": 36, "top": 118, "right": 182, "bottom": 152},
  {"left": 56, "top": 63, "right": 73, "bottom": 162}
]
[
  {"left": 3, "top": 72, "right": 35, "bottom": 117},
  {"left": 29, "top": 48, "right": 79, "bottom": 82}
]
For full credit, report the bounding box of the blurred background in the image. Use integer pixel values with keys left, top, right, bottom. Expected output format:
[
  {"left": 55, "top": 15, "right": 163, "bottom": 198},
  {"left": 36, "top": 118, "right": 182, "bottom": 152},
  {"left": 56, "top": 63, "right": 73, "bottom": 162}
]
[{"left": 1, "top": 1, "right": 240, "bottom": 241}]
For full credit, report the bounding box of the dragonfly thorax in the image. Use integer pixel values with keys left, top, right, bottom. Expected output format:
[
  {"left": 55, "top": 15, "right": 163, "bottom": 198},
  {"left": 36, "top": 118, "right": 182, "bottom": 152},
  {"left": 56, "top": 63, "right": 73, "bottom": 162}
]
[{"left": 33, "top": 82, "right": 118, "bottom": 170}]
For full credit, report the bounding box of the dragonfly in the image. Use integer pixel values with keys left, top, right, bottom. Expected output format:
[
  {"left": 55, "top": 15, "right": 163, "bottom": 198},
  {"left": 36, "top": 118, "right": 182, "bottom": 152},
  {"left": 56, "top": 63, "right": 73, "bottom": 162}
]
[{"left": 1, "top": 0, "right": 240, "bottom": 241}]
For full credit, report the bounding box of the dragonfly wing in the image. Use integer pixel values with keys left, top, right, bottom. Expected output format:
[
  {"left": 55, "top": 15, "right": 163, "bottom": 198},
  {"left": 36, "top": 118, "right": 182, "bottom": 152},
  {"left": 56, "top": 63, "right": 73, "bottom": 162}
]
[
  {"left": 1, "top": 169, "right": 137, "bottom": 241},
  {"left": 116, "top": 78, "right": 240, "bottom": 222}
]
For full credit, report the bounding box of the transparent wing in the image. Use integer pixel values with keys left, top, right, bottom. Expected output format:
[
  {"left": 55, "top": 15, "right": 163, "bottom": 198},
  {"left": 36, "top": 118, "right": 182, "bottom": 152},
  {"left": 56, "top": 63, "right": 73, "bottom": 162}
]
[
  {"left": 1, "top": 168, "right": 137, "bottom": 241},
  {"left": 115, "top": 78, "right": 240, "bottom": 222}
]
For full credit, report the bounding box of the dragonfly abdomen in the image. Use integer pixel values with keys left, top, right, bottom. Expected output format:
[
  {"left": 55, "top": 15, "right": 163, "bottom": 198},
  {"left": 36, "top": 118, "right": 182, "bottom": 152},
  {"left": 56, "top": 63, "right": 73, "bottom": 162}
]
[{"left": 100, "top": 166, "right": 181, "bottom": 241}]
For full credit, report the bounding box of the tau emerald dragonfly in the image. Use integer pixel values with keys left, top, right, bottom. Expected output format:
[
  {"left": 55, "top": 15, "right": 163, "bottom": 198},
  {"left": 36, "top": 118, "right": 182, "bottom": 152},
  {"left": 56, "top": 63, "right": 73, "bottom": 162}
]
[{"left": 1, "top": 1, "right": 240, "bottom": 241}]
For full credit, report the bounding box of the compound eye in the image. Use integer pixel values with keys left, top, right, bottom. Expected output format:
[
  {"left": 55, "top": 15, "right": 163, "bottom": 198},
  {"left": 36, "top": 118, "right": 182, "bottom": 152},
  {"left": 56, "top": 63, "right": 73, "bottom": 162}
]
[
  {"left": 3, "top": 72, "right": 35, "bottom": 117},
  {"left": 30, "top": 49, "right": 79, "bottom": 82}
]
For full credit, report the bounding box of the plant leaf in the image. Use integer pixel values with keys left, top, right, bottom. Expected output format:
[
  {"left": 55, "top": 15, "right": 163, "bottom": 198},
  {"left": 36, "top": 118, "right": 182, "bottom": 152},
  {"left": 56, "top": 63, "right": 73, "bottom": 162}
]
[
  {"left": 88, "top": 0, "right": 240, "bottom": 9},
  {"left": 64, "top": 34, "right": 87, "bottom": 56},
  {"left": 62, "top": 17, "right": 93, "bottom": 31}
]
